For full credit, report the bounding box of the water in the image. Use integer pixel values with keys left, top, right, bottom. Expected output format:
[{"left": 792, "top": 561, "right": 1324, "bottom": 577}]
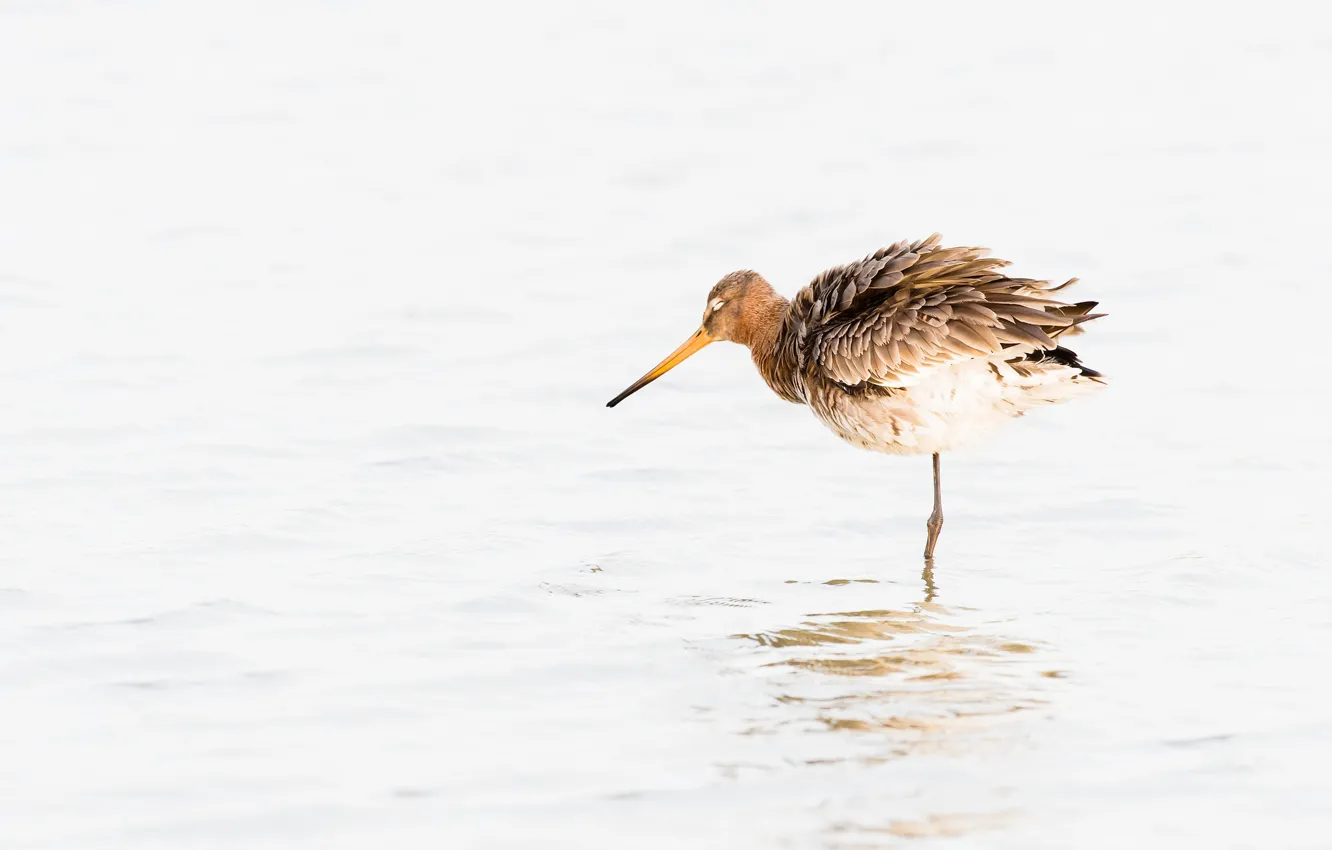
[{"left": 2, "top": 2, "right": 1331, "bottom": 847}]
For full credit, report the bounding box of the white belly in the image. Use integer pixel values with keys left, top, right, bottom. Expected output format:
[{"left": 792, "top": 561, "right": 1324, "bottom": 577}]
[{"left": 810, "top": 356, "right": 1096, "bottom": 456}]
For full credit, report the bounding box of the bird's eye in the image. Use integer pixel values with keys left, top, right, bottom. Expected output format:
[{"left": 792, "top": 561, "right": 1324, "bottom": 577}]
[{"left": 711, "top": 299, "right": 727, "bottom": 312}]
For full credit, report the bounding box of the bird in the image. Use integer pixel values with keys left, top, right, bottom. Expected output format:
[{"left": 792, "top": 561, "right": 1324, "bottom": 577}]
[{"left": 606, "top": 233, "right": 1105, "bottom": 559}]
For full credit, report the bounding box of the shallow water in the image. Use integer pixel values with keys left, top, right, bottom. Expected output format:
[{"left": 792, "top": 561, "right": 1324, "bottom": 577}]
[{"left": 3, "top": 2, "right": 1332, "bottom": 848}]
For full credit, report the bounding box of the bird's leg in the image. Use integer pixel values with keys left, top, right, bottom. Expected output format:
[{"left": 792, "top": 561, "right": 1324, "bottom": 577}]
[{"left": 924, "top": 452, "right": 943, "bottom": 560}]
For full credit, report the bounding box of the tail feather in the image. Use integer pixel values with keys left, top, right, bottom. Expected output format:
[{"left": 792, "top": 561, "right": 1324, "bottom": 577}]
[
  {"left": 1049, "top": 300, "right": 1106, "bottom": 338},
  {"left": 1020, "top": 344, "right": 1104, "bottom": 381}
]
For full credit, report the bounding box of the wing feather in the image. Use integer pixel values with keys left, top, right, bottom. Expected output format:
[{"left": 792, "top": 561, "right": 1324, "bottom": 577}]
[{"left": 788, "top": 236, "right": 1105, "bottom": 388}]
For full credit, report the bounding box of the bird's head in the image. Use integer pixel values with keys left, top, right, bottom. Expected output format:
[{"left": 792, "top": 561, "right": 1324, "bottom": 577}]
[
  {"left": 606, "top": 270, "right": 775, "bottom": 408},
  {"left": 698, "top": 270, "right": 769, "bottom": 342}
]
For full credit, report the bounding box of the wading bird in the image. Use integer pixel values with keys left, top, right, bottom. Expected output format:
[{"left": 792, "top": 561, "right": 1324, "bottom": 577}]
[{"left": 607, "top": 234, "right": 1105, "bottom": 559}]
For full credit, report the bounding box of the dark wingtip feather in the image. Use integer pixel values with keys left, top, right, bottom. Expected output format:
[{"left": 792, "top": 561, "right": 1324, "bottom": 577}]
[{"left": 1023, "top": 344, "right": 1104, "bottom": 379}]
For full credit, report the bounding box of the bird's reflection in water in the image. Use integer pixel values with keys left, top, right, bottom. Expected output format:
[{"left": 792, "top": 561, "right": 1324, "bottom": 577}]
[
  {"left": 734, "top": 563, "right": 1053, "bottom": 764},
  {"left": 825, "top": 809, "right": 1016, "bottom": 846},
  {"left": 921, "top": 559, "right": 937, "bottom": 601}
]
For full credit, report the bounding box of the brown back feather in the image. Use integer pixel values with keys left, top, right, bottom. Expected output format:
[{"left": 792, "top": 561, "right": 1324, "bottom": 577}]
[{"left": 788, "top": 234, "right": 1105, "bottom": 388}]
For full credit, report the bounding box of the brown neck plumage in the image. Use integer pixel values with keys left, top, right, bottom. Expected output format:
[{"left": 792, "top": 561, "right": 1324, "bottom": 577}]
[{"left": 735, "top": 286, "right": 802, "bottom": 403}]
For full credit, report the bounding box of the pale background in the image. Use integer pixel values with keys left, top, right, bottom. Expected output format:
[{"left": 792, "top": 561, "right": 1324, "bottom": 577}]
[{"left": 2, "top": 2, "right": 1330, "bottom": 848}]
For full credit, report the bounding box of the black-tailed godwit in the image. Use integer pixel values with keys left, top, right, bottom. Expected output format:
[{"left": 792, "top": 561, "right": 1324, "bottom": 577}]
[{"left": 607, "top": 233, "right": 1105, "bottom": 558}]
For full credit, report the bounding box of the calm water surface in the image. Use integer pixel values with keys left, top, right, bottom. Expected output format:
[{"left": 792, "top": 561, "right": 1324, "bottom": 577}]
[{"left": 2, "top": 2, "right": 1331, "bottom": 848}]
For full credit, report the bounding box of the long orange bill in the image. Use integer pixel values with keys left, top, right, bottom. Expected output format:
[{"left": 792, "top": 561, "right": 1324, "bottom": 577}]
[{"left": 606, "top": 328, "right": 713, "bottom": 408}]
